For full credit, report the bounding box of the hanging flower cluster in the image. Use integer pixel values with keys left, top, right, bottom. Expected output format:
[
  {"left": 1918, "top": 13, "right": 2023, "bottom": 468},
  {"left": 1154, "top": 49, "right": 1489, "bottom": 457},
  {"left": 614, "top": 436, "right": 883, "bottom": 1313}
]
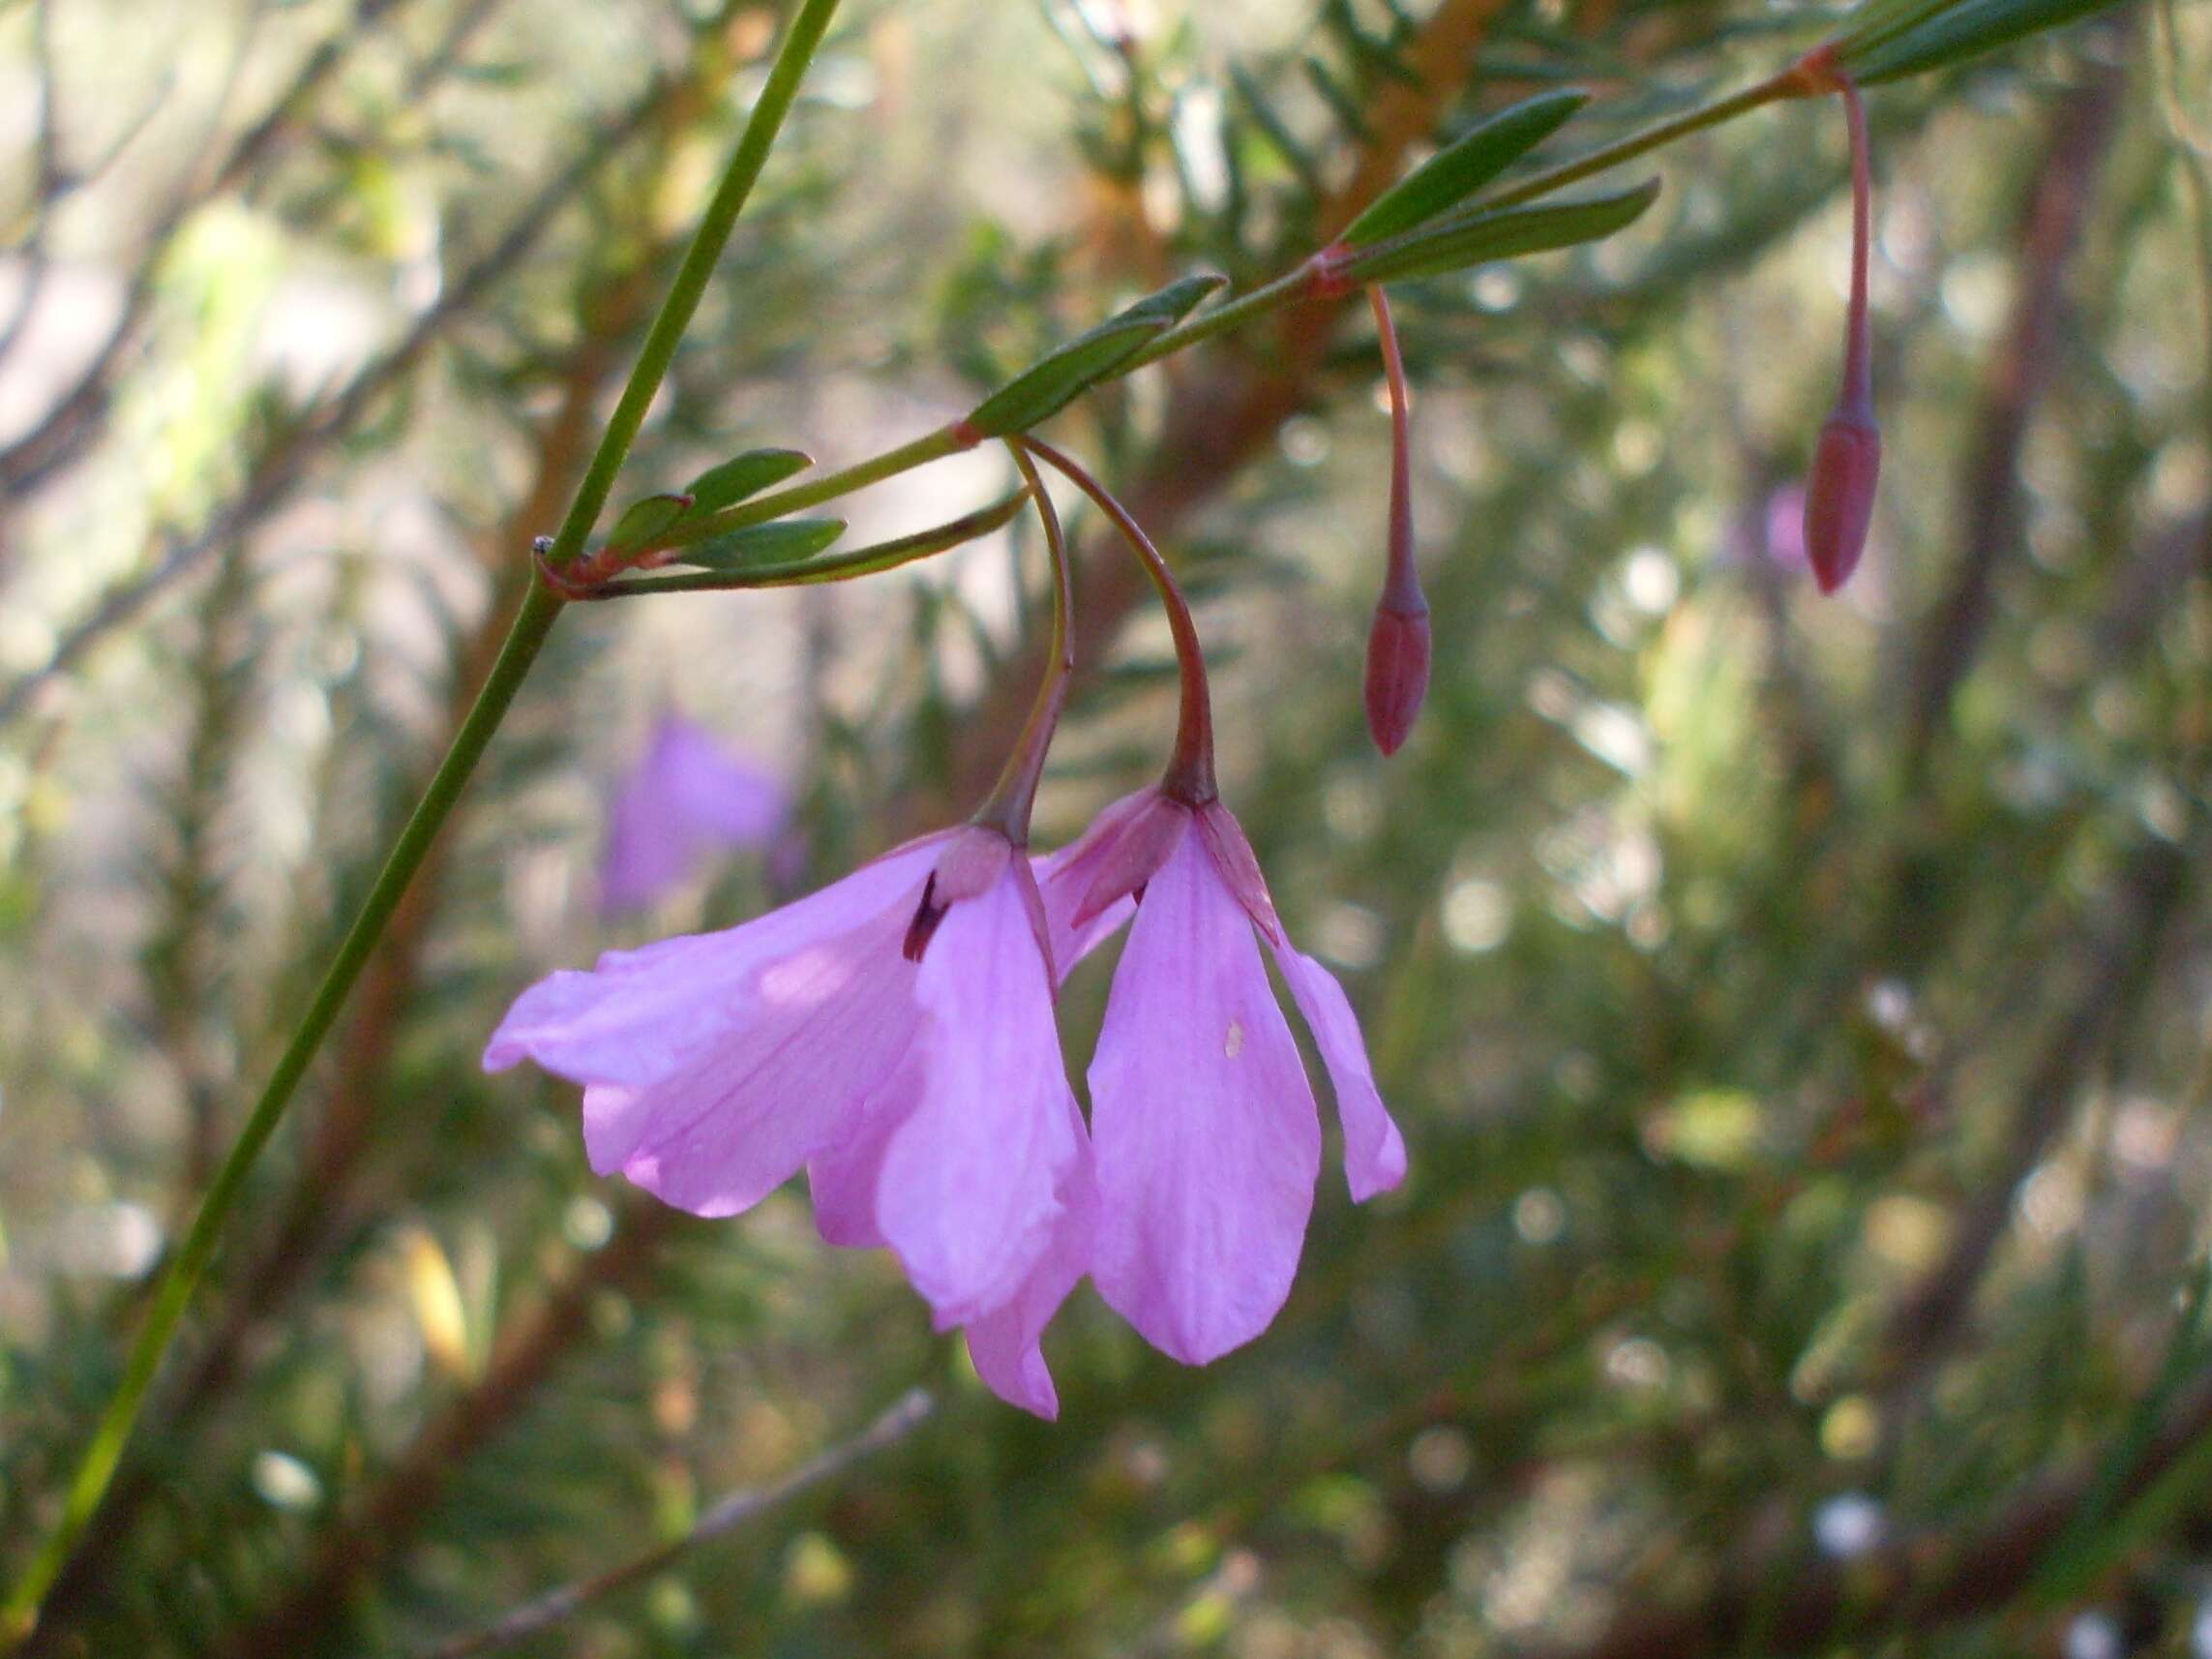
[
  {"left": 484, "top": 42, "right": 1914, "bottom": 1416},
  {"left": 487, "top": 437, "right": 1403, "bottom": 1415}
]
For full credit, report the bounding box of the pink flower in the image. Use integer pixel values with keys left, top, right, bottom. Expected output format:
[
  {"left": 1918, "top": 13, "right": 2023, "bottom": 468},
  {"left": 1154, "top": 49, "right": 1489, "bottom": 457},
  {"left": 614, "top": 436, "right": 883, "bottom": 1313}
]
[
  {"left": 486, "top": 825, "right": 1091, "bottom": 1416},
  {"left": 600, "top": 712, "right": 789, "bottom": 915},
  {"left": 1037, "top": 791, "right": 1405, "bottom": 1365}
]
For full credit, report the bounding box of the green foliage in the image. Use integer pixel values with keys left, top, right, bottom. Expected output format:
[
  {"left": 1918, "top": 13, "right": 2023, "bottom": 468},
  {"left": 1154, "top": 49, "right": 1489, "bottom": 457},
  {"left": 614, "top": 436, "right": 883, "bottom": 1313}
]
[
  {"left": 1342, "top": 89, "right": 1593, "bottom": 247},
  {"left": 964, "top": 273, "right": 1227, "bottom": 437},
  {"left": 0, "top": 1, "right": 2200, "bottom": 1657}
]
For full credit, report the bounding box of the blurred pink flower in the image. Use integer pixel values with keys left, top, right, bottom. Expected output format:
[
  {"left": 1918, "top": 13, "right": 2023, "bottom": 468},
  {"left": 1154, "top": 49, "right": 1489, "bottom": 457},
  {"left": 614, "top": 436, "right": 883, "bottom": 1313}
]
[
  {"left": 1037, "top": 791, "right": 1405, "bottom": 1365},
  {"left": 487, "top": 825, "right": 1091, "bottom": 1416},
  {"left": 1764, "top": 484, "right": 1810, "bottom": 573},
  {"left": 600, "top": 712, "right": 789, "bottom": 915}
]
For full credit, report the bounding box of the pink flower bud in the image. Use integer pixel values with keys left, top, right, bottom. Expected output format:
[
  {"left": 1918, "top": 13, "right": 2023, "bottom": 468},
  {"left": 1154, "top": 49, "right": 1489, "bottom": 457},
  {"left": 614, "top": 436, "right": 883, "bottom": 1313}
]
[
  {"left": 1363, "top": 602, "right": 1431, "bottom": 757},
  {"left": 1802, "top": 407, "right": 1881, "bottom": 594}
]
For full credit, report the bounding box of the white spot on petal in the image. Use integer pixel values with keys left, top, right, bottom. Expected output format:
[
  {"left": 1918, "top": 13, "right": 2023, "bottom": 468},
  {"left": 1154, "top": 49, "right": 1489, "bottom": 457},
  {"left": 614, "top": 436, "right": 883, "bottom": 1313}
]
[{"left": 1224, "top": 1021, "right": 1244, "bottom": 1059}]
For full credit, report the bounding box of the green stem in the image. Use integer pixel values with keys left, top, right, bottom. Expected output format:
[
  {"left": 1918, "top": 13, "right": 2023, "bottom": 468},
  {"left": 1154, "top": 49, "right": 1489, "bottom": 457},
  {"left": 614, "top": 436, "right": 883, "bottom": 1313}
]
[
  {"left": 1486, "top": 67, "right": 1805, "bottom": 210},
  {"left": 971, "top": 443, "right": 1074, "bottom": 844},
  {"left": 1119, "top": 263, "right": 1317, "bottom": 371},
  {"left": 650, "top": 67, "right": 1820, "bottom": 550},
  {"left": 577, "top": 490, "right": 1031, "bottom": 599},
  {"left": 0, "top": 0, "right": 845, "bottom": 1642},
  {"left": 659, "top": 424, "right": 973, "bottom": 548}
]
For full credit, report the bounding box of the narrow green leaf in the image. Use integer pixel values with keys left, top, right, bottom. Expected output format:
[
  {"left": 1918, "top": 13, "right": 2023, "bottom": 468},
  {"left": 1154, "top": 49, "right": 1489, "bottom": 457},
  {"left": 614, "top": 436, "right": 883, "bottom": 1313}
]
[
  {"left": 1343, "top": 89, "right": 1592, "bottom": 247},
  {"left": 1844, "top": 0, "right": 2129, "bottom": 81},
  {"left": 680, "top": 448, "right": 813, "bottom": 515},
  {"left": 578, "top": 492, "right": 1030, "bottom": 600},
  {"left": 965, "top": 273, "right": 1226, "bottom": 437},
  {"left": 1344, "top": 178, "right": 1660, "bottom": 285},
  {"left": 604, "top": 493, "right": 691, "bottom": 554},
  {"left": 678, "top": 518, "right": 847, "bottom": 570},
  {"left": 1838, "top": 0, "right": 1971, "bottom": 58}
]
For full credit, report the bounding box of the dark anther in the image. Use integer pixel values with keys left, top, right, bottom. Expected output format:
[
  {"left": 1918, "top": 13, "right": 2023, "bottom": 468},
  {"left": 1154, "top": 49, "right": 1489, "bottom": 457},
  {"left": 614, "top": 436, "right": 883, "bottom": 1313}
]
[{"left": 902, "top": 875, "right": 946, "bottom": 963}]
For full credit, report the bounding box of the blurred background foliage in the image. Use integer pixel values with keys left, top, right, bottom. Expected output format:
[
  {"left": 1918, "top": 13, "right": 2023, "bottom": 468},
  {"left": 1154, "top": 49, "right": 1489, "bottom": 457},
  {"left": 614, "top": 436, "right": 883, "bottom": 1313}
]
[{"left": 1, "top": 0, "right": 2210, "bottom": 1654}]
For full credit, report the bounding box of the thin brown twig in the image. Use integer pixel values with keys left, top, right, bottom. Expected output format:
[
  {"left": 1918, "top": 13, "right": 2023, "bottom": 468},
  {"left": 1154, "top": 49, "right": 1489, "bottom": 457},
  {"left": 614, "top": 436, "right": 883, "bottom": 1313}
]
[
  {"left": 0, "top": 73, "right": 671, "bottom": 727},
  {"left": 1531, "top": 1352, "right": 2212, "bottom": 1659},
  {"left": 1900, "top": 48, "right": 2130, "bottom": 781},
  {"left": 411, "top": 1389, "right": 936, "bottom": 1659},
  {"left": 0, "top": 0, "right": 419, "bottom": 502},
  {"left": 15, "top": 246, "right": 653, "bottom": 1659},
  {"left": 215, "top": 1202, "right": 683, "bottom": 1659}
]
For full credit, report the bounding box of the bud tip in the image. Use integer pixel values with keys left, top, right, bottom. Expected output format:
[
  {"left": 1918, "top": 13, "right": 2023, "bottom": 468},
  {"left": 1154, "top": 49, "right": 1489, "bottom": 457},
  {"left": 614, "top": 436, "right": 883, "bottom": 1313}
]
[
  {"left": 1364, "top": 604, "right": 1431, "bottom": 757},
  {"left": 1803, "top": 408, "right": 1881, "bottom": 595}
]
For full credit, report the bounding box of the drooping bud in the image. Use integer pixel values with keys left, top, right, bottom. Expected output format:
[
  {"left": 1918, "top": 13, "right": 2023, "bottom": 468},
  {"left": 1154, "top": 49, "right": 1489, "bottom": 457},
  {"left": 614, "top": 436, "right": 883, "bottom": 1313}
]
[
  {"left": 1363, "top": 284, "right": 1430, "bottom": 755},
  {"left": 1802, "top": 66, "right": 1880, "bottom": 596},
  {"left": 1364, "top": 600, "right": 1432, "bottom": 756},
  {"left": 1803, "top": 407, "right": 1881, "bottom": 594}
]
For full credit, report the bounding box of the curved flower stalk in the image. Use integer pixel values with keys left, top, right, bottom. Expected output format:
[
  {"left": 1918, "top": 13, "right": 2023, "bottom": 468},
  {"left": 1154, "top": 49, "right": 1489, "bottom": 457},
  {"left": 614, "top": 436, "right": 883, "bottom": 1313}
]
[
  {"left": 599, "top": 711, "right": 789, "bottom": 915},
  {"left": 1798, "top": 53, "right": 1883, "bottom": 593},
  {"left": 1362, "top": 284, "right": 1430, "bottom": 756},
  {"left": 1021, "top": 438, "right": 1407, "bottom": 1365}
]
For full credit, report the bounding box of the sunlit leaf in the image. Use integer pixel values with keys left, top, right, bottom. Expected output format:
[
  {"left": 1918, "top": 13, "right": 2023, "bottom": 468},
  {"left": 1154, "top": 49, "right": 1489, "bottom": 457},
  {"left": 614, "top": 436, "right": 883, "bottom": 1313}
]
[
  {"left": 1342, "top": 90, "right": 1591, "bottom": 247},
  {"left": 1843, "top": 0, "right": 2130, "bottom": 81},
  {"left": 677, "top": 518, "right": 847, "bottom": 569},
  {"left": 680, "top": 448, "right": 813, "bottom": 514},
  {"left": 964, "top": 273, "right": 1226, "bottom": 437},
  {"left": 604, "top": 493, "right": 692, "bottom": 554},
  {"left": 1343, "top": 178, "right": 1659, "bottom": 284}
]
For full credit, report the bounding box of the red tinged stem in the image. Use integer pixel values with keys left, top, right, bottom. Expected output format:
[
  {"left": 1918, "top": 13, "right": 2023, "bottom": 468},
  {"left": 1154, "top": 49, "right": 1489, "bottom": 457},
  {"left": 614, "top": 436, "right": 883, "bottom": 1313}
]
[
  {"left": 1019, "top": 437, "right": 1219, "bottom": 807},
  {"left": 1803, "top": 71, "right": 1882, "bottom": 595},
  {"left": 971, "top": 448, "right": 1070, "bottom": 845},
  {"left": 1364, "top": 285, "right": 1430, "bottom": 754}
]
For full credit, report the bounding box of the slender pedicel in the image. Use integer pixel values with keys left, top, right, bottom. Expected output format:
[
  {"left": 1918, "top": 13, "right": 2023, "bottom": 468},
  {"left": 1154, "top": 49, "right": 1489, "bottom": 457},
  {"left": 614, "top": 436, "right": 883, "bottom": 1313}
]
[
  {"left": 1363, "top": 285, "right": 1430, "bottom": 756},
  {"left": 1019, "top": 437, "right": 1218, "bottom": 807},
  {"left": 971, "top": 452, "right": 1072, "bottom": 846},
  {"left": 1800, "top": 60, "right": 1882, "bottom": 594}
]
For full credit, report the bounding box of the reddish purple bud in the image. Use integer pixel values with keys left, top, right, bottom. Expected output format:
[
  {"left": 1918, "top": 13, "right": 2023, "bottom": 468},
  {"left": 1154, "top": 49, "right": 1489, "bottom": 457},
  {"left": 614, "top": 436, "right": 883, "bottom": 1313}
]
[
  {"left": 1802, "top": 407, "right": 1881, "bottom": 594},
  {"left": 1363, "top": 602, "right": 1431, "bottom": 757}
]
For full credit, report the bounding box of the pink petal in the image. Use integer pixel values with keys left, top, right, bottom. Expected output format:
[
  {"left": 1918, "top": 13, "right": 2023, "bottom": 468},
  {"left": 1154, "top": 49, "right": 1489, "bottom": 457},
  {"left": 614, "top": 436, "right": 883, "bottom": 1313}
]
[
  {"left": 1195, "top": 802, "right": 1282, "bottom": 944},
  {"left": 484, "top": 837, "right": 943, "bottom": 1085},
  {"left": 964, "top": 1096, "right": 1095, "bottom": 1419},
  {"left": 1031, "top": 790, "right": 1177, "bottom": 981},
  {"left": 876, "top": 868, "right": 1084, "bottom": 1328},
  {"left": 592, "top": 902, "right": 927, "bottom": 1218},
  {"left": 1270, "top": 943, "right": 1407, "bottom": 1201},
  {"left": 1088, "top": 832, "right": 1320, "bottom": 1365},
  {"left": 599, "top": 714, "right": 788, "bottom": 914},
  {"left": 805, "top": 1041, "right": 927, "bottom": 1249}
]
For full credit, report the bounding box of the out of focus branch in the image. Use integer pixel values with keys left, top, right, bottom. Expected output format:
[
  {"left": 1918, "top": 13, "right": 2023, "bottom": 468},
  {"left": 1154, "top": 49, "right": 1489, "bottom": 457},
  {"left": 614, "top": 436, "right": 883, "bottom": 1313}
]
[
  {"left": 412, "top": 1389, "right": 935, "bottom": 1659},
  {"left": 217, "top": 1202, "right": 682, "bottom": 1659},
  {"left": 0, "top": 0, "right": 420, "bottom": 502},
  {"left": 1530, "top": 827, "right": 2198, "bottom": 1659},
  {"left": 1900, "top": 49, "right": 2129, "bottom": 781},
  {"left": 0, "top": 70, "right": 670, "bottom": 727},
  {"left": 1881, "top": 828, "right": 2191, "bottom": 1381},
  {"left": 1534, "top": 1351, "right": 2212, "bottom": 1659},
  {"left": 19, "top": 232, "right": 655, "bottom": 1659}
]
